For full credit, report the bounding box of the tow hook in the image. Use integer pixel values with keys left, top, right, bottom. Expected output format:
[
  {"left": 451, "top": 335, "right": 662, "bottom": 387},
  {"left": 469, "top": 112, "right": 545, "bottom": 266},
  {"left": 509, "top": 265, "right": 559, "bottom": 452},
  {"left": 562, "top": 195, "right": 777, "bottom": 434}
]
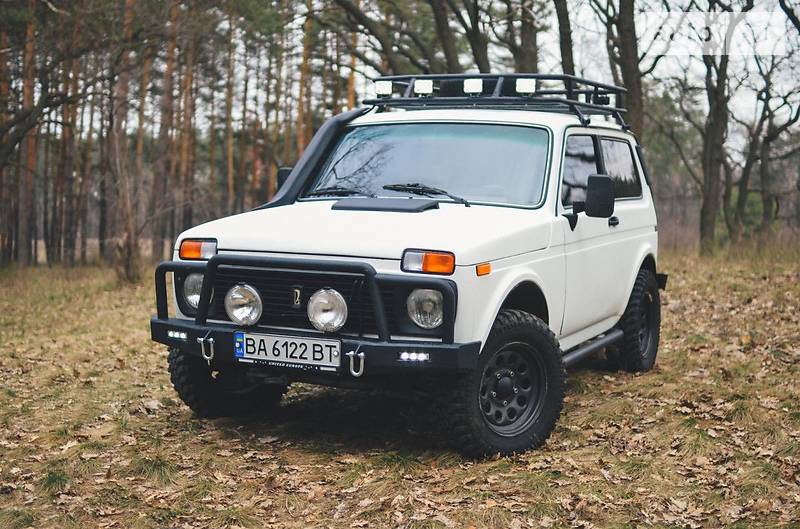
[
  {"left": 345, "top": 348, "right": 366, "bottom": 377},
  {"left": 197, "top": 333, "right": 215, "bottom": 367}
]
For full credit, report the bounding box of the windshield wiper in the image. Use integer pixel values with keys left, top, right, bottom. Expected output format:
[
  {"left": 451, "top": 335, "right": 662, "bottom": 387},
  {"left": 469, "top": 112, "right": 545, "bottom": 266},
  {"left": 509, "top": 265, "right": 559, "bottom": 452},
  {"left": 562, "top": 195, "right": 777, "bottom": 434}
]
[
  {"left": 306, "top": 185, "right": 376, "bottom": 198},
  {"left": 382, "top": 183, "right": 470, "bottom": 207}
]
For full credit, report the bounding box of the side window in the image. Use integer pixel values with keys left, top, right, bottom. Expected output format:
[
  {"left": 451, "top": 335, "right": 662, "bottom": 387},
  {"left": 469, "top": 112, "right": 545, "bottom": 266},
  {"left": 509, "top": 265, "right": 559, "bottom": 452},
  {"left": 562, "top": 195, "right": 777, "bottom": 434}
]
[
  {"left": 561, "top": 135, "right": 600, "bottom": 207},
  {"left": 600, "top": 138, "right": 642, "bottom": 199}
]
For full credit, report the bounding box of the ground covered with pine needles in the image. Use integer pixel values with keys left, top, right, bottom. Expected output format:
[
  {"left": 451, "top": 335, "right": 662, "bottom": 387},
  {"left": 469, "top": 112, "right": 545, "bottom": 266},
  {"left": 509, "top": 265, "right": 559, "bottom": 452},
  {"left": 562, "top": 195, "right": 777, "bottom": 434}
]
[{"left": 0, "top": 253, "right": 799, "bottom": 528}]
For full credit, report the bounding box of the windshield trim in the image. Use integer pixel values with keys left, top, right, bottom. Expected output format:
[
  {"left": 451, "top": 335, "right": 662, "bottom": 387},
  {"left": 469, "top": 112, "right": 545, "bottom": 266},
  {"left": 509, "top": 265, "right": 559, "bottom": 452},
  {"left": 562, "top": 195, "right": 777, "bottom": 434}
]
[{"left": 298, "top": 120, "right": 554, "bottom": 210}]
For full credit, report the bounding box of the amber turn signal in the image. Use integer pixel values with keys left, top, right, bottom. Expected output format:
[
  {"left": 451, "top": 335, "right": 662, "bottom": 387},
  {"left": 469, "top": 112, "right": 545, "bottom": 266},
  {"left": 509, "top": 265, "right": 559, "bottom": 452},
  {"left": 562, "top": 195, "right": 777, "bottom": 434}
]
[
  {"left": 476, "top": 263, "right": 492, "bottom": 276},
  {"left": 402, "top": 250, "right": 455, "bottom": 275},
  {"left": 179, "top": 239, "right": 217, "bottom": 260}
]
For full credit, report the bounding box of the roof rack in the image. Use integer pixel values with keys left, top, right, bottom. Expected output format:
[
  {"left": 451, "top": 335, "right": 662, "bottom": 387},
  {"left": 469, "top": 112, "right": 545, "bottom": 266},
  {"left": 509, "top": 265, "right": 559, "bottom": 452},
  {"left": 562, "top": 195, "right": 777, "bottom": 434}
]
[{"left": 362, "top": 73, "right": 629, "bottom": 130}]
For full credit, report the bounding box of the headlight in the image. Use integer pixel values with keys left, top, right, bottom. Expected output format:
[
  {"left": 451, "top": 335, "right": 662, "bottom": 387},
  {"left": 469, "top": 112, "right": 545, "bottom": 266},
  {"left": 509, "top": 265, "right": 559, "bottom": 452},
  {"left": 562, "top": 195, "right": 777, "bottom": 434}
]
[
  {"left": 406, "top": 289, "right": 443, "bottom": 329},
  {"left": 182, "top": 273, "right": 204, "bottom": 309},
  {"left": 307, "top": 288, "right": 348, "bottom": 332},
  {"left": 224, "top": 284, "right": 262, "bottom": 326}
]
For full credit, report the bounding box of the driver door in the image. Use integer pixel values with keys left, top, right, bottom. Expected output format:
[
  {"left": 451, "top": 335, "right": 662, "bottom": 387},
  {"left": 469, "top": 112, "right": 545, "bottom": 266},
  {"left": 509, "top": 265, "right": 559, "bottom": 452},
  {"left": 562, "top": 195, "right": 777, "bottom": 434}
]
[{"left": 559, "top": 134, "right": 620, "bottom": 339}]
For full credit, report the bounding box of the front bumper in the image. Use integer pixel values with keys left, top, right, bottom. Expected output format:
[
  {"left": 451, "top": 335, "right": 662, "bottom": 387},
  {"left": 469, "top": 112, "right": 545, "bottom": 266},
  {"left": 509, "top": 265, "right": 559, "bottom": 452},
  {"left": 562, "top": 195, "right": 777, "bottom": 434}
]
[
  {"left": 151, "top": 317, "right": 480, "bottom": 374},
  {"left": 150, "top": 254, "right": 481, "bottom": 377}
]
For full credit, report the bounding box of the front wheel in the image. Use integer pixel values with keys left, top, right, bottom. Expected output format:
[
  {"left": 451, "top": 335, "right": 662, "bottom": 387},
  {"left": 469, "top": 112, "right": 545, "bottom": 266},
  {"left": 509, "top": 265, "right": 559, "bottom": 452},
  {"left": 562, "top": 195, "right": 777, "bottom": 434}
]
[
  {"left": 168, "top": 348, "right": 287, "bottom": 418},
  {"left": 445, "top": 310, "right": 565, "bottom": 458}
]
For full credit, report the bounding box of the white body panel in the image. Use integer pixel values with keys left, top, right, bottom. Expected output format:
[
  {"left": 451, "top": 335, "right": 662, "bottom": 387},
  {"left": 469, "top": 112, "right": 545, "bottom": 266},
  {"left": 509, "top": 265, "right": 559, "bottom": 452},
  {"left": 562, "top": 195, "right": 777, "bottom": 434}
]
[{"left": 174, "top": 108, "right": 659, "bottom": 352}]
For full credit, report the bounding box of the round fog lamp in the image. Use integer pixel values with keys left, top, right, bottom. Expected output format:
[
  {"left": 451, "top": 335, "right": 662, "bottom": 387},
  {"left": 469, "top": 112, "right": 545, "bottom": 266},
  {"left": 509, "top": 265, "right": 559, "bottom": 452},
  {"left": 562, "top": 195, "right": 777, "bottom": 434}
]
[
  {"left": 182, "top": 273, "right": 205, "bottom": 309},
  {"left": 307, "top": 288, "right": 348, "bottom": 332},
  {"left": 224, "top": 284, "right": 262, "bottom": 326},
  {"left": 407, "top": 289, "right": 443, "bottom": 329}
]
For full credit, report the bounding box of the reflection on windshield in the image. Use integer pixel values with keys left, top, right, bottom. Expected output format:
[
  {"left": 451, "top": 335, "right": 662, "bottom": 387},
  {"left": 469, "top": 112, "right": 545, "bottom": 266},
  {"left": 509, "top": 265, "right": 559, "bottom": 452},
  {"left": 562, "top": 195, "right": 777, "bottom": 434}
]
[{"left": 306, "top": 123, "right": 550, "bottom": 206}]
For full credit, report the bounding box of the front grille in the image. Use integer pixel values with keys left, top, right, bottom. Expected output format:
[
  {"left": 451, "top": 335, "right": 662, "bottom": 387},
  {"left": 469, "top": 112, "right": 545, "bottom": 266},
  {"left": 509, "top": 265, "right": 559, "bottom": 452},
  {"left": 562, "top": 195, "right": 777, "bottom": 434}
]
[{"left": 208, "top": 266, "right": 396, "bottom": 336}]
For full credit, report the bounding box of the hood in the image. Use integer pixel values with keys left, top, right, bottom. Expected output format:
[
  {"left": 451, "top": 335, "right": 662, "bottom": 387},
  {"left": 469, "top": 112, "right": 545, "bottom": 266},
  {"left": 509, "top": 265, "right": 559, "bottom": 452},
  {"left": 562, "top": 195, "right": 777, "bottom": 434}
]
[{"left": 178, "top": 200, "right": 552, "bottom": 265}]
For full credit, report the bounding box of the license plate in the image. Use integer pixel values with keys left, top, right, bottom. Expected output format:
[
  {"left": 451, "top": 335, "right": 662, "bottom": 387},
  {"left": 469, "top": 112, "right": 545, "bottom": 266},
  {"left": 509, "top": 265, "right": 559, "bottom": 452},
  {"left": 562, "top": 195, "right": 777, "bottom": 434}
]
[{"left": 233, "top": 332, "right": 341, "bottom": 372}]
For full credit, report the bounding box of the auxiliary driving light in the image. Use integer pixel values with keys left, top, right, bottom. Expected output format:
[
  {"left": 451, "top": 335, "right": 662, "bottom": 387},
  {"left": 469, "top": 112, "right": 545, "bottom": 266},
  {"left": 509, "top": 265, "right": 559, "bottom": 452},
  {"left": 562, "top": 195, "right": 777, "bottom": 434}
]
[
  {"left": 375, "top": 80, "right": 393, "bottom": 96},
  {"left": 182, "top": 273, "right": 205, "bottom": 308},
  {"left": 406, "top": 289, "right": 444, "bottom": 329},
  {"left": 167, "top": 330, "right": 188, "bottom": 340},
  {"left": 224, "top": 284, "right": 262, "bottom": 326},
  {"left": 399, "top": 351, "right": 431, "bottom": 362},
  {"left": 515, "top": 78, "right": 537, "bottom": 94},
  {"left": 307, "top": 288, "right": 348, "bottom": 332},
  {"left": 414, "top": 79, "right": 434, "bottom": 95},
  {"left": 463, "top": 78, "right": 483, "bottom": 94}
]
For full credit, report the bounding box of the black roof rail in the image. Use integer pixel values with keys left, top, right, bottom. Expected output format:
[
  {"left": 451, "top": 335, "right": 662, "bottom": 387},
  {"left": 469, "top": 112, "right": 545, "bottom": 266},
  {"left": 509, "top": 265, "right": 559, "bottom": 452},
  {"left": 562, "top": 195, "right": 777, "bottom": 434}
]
[{"left": 362, "top": 73, "right": 629, "bottom": 130}]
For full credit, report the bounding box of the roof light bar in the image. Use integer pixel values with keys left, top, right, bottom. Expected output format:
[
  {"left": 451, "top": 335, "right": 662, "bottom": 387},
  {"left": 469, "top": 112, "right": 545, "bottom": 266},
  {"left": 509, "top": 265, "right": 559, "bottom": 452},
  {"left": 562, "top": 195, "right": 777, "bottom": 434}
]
[
  {"left": 374, "top": 80, "right": 393, "bottom": 96},
  {"left": 515, "top": 78, "right": 536, "bottom": 94},
  {"left": 414, "top": 79, "right": 434, "bottom": 95},
  {"left": 463, "top": 78, "right": 483, "bottom": 94}
]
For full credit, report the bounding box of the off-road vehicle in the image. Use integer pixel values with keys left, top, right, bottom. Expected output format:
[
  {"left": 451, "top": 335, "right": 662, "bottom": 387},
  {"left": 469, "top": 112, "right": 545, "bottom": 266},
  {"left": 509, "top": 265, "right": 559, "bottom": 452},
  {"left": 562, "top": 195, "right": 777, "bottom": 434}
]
[{"left": 151, "top": 74, "right": 667, "bottom": 457}]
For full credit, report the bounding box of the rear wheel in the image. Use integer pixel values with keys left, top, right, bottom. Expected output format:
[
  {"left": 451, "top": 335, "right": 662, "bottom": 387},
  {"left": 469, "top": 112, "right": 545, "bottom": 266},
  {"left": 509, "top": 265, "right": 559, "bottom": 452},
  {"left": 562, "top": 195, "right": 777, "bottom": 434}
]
[
  {"left": 168, "top": 348, "right": 287, "bottom": 418},
  {"left": 611, "top": 268, "right": 661, "bottom": 372},
  {"left": 445, "top": 310, "right": 565, "bottom": 457}
]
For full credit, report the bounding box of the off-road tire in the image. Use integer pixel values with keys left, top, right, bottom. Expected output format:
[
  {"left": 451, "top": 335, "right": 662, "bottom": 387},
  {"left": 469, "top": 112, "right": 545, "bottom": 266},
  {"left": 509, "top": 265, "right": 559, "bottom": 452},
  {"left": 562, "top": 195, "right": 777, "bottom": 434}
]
[
  {"left": 612, "top": 268, "right": 661, "bottom": 372},
  {"left": 445, "top": 309, "right": 565, "bottom": 458},
  {"left": 168, "top": 348, "right": 287, "bottom": 418}
]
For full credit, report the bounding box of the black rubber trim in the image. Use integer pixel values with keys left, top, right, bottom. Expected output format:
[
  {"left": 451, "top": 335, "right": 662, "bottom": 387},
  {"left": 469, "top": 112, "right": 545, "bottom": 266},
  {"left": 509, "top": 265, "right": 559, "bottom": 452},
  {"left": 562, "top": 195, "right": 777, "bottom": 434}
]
[
  {"left": 153, "top": 255, "right": 458, "bottom": 343},
  {"left": 255, "top": 107, "right": 370, "bottom": 210},
  {"left": 331, "top": 197, "right": 440, "bottom": 212},
  {"left": 656, "top": 273, "right": 668, "bottom": 290},
  {"left": 151, "top": 317, "right": 480, "bottom": 372}
]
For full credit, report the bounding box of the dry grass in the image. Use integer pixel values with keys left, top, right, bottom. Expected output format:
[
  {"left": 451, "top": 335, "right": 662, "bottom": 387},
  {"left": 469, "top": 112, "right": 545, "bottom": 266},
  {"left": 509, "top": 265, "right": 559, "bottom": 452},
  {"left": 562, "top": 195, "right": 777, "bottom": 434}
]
[{"left": 0, "top": 253, "right": 798, "bottom": 528}]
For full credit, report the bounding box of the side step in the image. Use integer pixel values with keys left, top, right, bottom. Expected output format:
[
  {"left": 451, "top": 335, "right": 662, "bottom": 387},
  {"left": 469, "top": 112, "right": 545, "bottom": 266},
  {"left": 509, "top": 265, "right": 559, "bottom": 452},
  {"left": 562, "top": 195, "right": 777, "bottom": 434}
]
[{"left": 562, "top": 328, "right": 624, "bottom": 368}]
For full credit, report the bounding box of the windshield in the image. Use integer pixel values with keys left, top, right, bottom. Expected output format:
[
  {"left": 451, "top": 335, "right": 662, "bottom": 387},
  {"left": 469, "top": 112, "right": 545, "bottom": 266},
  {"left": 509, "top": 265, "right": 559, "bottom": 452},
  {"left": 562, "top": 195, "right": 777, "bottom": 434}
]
[{"left": 305, "top": 123, "right": 550, "bottom": 207}]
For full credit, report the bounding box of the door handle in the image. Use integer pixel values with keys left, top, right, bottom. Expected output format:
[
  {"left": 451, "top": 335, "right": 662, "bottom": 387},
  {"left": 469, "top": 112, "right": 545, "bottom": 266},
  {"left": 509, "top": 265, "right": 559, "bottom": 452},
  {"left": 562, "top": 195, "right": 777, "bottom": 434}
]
[{"left": 608, "top": 216, "right": 620, "bottom": 227}]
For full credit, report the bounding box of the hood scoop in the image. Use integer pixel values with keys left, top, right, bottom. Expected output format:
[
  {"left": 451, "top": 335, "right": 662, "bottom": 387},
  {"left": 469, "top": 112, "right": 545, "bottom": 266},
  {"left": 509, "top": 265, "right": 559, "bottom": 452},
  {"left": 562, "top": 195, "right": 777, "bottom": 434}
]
[{"left": 332, "top": 197, "right": 439, "bottom": 212}]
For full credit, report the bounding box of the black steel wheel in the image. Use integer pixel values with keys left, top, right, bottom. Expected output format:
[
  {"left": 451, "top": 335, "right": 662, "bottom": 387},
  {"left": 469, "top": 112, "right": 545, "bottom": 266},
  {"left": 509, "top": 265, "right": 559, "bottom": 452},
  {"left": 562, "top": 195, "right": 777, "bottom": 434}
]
[
  {"left": 479, "top": 342, "right": 547, "bottom": 437},
  {"left": 613, "top": 268, "right": 661, "bottom": 373},
  {"left": 444, "top": 309, "right": 565, "bottom": 458}
]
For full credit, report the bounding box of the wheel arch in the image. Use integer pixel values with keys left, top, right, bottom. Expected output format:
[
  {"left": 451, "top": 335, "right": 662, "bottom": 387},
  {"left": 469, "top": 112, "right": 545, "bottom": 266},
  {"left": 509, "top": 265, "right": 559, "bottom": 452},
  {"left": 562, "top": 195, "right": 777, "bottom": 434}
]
[
  {"left": 499, "top": 280, "right": 550, "bottom": 325},
  {"left": 616, "top": 248, "right": 658, "bottom": 316}
]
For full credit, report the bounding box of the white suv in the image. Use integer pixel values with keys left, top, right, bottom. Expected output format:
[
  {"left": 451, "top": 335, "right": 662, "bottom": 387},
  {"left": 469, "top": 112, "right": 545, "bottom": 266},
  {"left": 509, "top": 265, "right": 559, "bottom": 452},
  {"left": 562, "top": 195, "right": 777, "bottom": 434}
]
[{"left": 151, "top": 74, "right": 667, "bottom": 457}]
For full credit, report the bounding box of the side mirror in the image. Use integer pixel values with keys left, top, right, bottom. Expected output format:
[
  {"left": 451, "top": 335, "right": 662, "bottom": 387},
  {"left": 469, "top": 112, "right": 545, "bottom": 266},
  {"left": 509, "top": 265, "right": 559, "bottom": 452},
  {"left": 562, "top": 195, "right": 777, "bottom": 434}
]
[
  {"left": 276, "top": 166, "right": 293, "bottom": 190},
  {"left": 584, "top": 174, "right": 615, "bottom": 218}
]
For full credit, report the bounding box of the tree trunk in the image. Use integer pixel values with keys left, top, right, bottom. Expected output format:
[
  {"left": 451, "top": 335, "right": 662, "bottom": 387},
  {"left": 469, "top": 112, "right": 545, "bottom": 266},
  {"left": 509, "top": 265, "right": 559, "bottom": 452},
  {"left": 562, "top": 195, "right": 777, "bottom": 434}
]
[
  {"left": 516, "top": 0, "right": 539, "bottom": 73},
  {"left": 225, "top": 13, "right": 236, "bottom": 213},
  {"left": 63, "top": 26, "right": 81, "bottom": 266},
  {"left": 78, "top": 88, "right": 96, "bottom": 264},
  {"left": 267, "top": 13, "right": 286, "bottom": 200},
  {"left": 617, "top": 0, "right": 644, "bottom": 138},
  {"left": 699, "top": 55, "right": 729, "bottom": 256},
  {"left": 19, "top": 0, "right": 37, "bottom": 266},
  {"left": 0, "top": 30, "right": 9, "bottom": 265},
  {"left": 98, "top": 79, "right": 110, "bottom": 261},
  {"left": 208, "top": 89, "right": 217, "bottom": 214},
  {"left": 110, "top": 0, "right": 140, "bottom": 283},
  {"left": 553, "top": 0, "right": 575, "bottom": 76},
  {"left": 429, "top": 0, "right": 462, "bottom": 73},
  {"left": 347, "top": 1, "right": 358, "bottom": 108},
  {"left": 135, "top": 48, "right": 152, "bottom": 206},
  {"left": 151, "top": 1, "right": 177, "bottom": 261},
  {"left": 235, "top": 47, "right": 250, "bottom": 212},
  {"left": 758, "top": 134, "right": 775, "bottom": 243},
  {"left": 296, "top": 0, "right": 313, "bottom": 157},
  {"left": 179, "top": 35, "right": 195, "bottom": 230}
]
